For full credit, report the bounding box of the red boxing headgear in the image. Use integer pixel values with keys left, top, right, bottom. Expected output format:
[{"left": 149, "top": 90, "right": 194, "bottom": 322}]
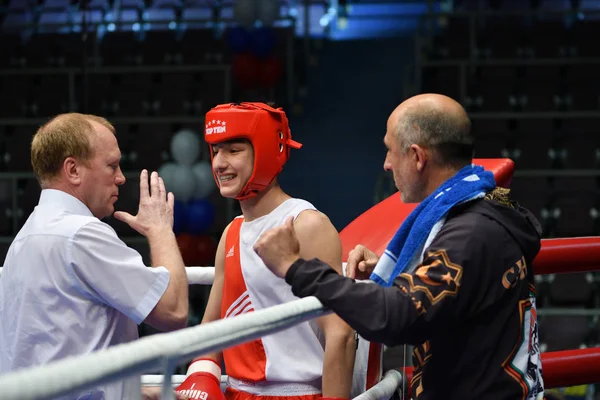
[{"left": 204, "top": 102, "right": 302, "bottom": 201}]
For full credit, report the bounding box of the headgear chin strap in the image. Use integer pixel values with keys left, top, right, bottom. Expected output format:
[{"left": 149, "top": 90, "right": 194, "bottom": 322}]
[{"left": 204, "top": 102, "right": 302, "bottom": 201}]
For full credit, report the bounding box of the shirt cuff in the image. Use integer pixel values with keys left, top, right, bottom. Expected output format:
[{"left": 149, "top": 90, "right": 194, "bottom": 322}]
[
  {"left": 132, "top": 266, "right": 170, "bottom": 324},
  {"left": 285, "top": 258, "right": 308, "bottom": 285}
]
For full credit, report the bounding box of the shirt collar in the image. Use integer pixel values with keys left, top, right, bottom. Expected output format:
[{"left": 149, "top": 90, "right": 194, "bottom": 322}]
[{"left": 39, "top": 189, "right": 95, "bottom": 218}]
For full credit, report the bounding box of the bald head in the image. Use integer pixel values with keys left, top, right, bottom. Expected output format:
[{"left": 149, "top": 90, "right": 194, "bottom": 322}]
[
  {"left": 389, "top": 93, "right": 473, "bottom": 167},
  {"left": 395, "top": 93, "right": 467, "bottom": 115}
]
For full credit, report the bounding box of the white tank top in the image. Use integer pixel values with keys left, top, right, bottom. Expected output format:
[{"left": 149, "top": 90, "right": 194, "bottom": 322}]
[
  {"left": 221, "top": 198, "right": 324, "bottom": 393},
  {"left": 240, "top": 198, "right": 324, "bottom": 382},
  {"left": 221, "top": 198, "right": 381, "bottom": 396}
]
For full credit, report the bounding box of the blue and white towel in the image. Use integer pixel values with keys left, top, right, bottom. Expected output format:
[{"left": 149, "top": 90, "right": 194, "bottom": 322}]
[{"left": 370, "top": 164, "right": 496, "bottom": 287}]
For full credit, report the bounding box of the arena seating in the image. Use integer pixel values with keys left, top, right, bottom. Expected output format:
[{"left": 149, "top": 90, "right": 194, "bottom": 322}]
[{"left": 0, "top": 0, "right": 295, "bottom": 237}]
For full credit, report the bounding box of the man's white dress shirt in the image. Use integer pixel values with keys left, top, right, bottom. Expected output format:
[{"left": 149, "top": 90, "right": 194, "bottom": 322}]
[{"left": 0, "top": 189, "right": 170, "bottom": 399}]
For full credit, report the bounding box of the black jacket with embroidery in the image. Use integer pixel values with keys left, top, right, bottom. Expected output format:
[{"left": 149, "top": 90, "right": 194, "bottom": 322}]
[{"left": 285, "top": 191, "right": 544, "bottom": 400}]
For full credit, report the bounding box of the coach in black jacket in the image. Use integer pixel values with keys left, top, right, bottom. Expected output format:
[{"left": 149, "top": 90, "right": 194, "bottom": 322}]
[{"left": 253, "top": 93, "right": 544, "bottom": 400}]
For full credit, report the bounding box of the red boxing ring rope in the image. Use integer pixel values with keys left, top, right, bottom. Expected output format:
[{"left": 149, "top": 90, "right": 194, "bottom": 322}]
[
  {"left": 540, "top": 348, "right": 600, "bottom": 389},
  {"left": 399, "top": 348, "right": 600, "bottom": 395},
  {"left": 534, "top": 237, "right": 600, "bottom": 275}
]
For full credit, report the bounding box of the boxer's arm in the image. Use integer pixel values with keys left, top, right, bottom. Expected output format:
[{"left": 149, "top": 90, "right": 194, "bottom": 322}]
[
  {"left": 295, "top": 211, "right": 356, "bottom": 399},
  {"left": 190, "top": 222, "right": 232, "bottom": 368}
]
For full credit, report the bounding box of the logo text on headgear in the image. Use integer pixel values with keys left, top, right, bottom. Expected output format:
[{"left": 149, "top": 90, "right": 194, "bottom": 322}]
[{"left": 205, "top": 120, "right": 227, "bottom": 135}]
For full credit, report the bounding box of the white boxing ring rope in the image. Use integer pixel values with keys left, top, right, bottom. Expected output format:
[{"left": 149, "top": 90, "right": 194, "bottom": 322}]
[
  {"left": 353, "top": 370, "right": 403, "bottom": 400},
  {"left": 0, "top": 265, "right": 403, "bottom": 400},
  {"left": 0, "top": 266, "right": 217, "bottom": 285},
  {"left": 174, "top": 265, "right": 216, "bottom": 285},
  {"left": 0, "top": 296, "right": 330, "bottom": 399},
  {"left": 140, "top": 374, "right": 229, "bottom": 391},
  {"left": 139, "top": 369, "right": 404, "bottom": 400}
]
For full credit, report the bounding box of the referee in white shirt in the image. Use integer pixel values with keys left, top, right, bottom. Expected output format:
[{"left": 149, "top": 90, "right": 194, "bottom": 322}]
[{"left": 0, "top": 113, "right": 190, "bottom": 400}]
